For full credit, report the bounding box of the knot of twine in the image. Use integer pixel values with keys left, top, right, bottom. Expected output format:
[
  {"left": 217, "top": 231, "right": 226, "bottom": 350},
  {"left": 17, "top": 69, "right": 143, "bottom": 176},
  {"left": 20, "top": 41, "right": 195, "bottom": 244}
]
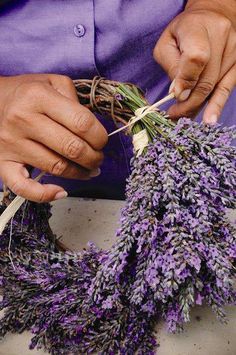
[{"left": 108, "top": 93, "right": 175, "bottom": 154}]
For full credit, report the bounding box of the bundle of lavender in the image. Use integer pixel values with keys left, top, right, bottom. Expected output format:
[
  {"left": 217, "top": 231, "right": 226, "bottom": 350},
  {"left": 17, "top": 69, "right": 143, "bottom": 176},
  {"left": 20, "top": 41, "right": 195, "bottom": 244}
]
[{"left": 0, "top": 77, "right": 235, "bottom": 354}]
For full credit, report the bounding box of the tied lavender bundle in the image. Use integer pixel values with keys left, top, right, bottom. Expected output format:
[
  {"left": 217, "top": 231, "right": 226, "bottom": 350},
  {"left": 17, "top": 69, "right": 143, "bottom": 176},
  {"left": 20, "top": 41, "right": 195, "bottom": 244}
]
[
  {"left": 92, "top": 120, "right": 236, "bottom": 332},
  {"left": 0, "top": 78, "right": 236, "bottom": 354}
]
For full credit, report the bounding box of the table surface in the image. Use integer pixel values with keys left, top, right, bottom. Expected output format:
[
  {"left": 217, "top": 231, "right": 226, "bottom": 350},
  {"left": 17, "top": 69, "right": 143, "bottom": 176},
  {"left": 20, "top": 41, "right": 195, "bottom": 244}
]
[{"left": 0, "top": 196, "right": 235, "bottom": 355}]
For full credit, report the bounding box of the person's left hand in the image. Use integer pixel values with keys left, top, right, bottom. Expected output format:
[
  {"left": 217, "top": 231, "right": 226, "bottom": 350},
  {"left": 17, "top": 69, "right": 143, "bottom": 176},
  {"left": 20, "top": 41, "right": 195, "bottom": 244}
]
[{"left": 153, "top": 0, "right": 236, "bottom": 124}]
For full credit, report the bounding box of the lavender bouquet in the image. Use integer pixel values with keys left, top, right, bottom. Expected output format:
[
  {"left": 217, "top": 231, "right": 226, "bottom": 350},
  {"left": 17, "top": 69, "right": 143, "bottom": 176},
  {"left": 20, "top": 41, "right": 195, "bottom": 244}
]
[{"left": 0, "top": 77, "right": 235, "bottom": 354}]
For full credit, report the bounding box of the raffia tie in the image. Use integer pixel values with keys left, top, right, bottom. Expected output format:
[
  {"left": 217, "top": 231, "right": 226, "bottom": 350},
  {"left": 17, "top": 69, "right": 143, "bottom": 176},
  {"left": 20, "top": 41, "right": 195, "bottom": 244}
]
[
  {"left": 108, "top": 93, "right": 175, "bottom": 155},
  {"left": 132, "top": 129, "right": 149, "bottom": 156}
]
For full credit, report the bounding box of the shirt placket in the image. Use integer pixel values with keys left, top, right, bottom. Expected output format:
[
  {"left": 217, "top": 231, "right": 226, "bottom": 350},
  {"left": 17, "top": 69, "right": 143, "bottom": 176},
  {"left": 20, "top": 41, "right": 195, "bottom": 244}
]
[{"left": 69, "top": 0, "right": 99, "bottom": 78}]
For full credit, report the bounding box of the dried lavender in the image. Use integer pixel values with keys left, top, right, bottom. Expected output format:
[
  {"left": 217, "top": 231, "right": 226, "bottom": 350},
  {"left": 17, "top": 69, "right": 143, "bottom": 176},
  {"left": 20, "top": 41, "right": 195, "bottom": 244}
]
[
  {"left": 91, "top": 120, "right": 236, "bottom": 328},
  {"left": 0, "top": 215, "right": 156, "bottom": 354},
  {"left": 0, "top": 78, "right": 236, "bottom": 354}
]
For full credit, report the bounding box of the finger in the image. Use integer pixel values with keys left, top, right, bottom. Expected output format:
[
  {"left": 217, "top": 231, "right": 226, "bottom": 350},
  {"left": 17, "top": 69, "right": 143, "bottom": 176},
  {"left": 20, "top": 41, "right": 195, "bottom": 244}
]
[
  {"left": 48, "top": 74, "right": 79, "bottom": 101},
  {"left": 6, "top": 138, "right": 99, "bottom": 180},
  {"left": 171, "top": 25, "right": 211, "bottom": 101},
  {"left": 35, "top": 84, "right": 108, "bottom": 150},
  {"left": 153, "top": 28, "right": 181, "bottom": 80},
  {"left": 26, "top": 113, "right": 103, "bottom": 170},
  {"left": 0, "top": 161, "right": 67, "bottom": 202},
  {"left": 203, "top": 64, "right": 236, "bottom": 124},
  {"left": 218, "top": 28, "right": 236, "bottom": 80},
  {"left": 168, "top": 36, "right": 227, "bottom": 119},
  {"left": 168, "top": 67, "right": 217, "bottom": 119}
]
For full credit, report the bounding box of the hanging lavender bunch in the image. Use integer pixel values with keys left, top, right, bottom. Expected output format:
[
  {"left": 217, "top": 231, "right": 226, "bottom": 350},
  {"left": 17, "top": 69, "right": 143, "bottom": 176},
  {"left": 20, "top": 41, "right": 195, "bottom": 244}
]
[
  {"left": 89, "top": 86, "right": 236, "bottom": 338},
  {"left": 0, "top": 78, "right": 235, "bottom": 354}
]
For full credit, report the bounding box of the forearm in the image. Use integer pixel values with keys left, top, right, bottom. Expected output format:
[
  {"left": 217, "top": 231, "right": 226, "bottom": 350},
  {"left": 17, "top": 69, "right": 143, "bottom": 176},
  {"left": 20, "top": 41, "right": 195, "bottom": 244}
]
[{"left": 186, "top": 0, "right": 236, "bottom": 25}]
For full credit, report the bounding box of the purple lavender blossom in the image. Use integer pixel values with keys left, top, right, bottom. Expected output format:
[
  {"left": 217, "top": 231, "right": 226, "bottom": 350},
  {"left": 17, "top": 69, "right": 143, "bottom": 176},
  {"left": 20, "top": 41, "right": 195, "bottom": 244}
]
[
  {"left": 91, "top": 119, "right": 236, "bottom": 333},
  {"left": 0, "top": 119, "right": 235, "bottom": 354}
]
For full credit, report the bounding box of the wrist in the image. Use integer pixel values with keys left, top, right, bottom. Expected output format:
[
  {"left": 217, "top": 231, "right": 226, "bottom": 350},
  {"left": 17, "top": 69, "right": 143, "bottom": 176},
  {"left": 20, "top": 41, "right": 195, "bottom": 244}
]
[{"left": 186, "top": 0, "right": 236, "bottom": 26}]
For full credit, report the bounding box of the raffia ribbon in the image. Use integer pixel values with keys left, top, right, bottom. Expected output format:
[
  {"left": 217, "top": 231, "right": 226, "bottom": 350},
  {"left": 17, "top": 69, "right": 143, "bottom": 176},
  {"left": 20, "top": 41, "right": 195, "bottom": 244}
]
[
  {"left": 108, "top": 92, "right": 174, "bottom": 137},
  {"left": 108, "top": 92, "right": 175, "bottom": 154},
  {"left": 132, "top": 129, "right": 149, "bottom": 156}
]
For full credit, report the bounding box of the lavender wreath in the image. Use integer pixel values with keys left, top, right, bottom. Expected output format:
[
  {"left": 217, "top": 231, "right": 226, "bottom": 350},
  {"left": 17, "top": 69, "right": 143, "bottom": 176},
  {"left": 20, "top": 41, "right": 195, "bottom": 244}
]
[{"left": 0, "top": 77, "right": 235, "bottom": 354}]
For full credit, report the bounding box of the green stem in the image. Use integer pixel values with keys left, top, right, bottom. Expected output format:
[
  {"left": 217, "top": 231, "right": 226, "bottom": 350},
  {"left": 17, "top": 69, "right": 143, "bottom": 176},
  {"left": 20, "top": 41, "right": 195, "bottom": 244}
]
[
  {"left": 117, "top": 84, "right": 174, "bottom": 144},
  {"left": 117, "top": 84, "right": 213, "bottom": 156}
]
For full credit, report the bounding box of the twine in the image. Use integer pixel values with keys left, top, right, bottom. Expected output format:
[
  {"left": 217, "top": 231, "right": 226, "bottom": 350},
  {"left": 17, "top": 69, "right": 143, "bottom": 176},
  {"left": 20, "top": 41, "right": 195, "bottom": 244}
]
[
  {"left": 132, "top": 129, "right": 149, "bottom": 156},
  {"left": 108, "top": 92, "right": 175, "bottom": 154},
  {"left": 108, "top": 92, "right": 175, "bottom": 137}
]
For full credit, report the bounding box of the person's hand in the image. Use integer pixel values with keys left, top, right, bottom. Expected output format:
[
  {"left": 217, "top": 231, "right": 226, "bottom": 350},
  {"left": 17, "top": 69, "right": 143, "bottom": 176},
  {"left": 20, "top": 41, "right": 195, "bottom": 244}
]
[
  {"left": 0, "top": 74, "right": 108, "bottom": 202},
  {"left": 153, "top": 0, "right": 236, "bottom": 124}
]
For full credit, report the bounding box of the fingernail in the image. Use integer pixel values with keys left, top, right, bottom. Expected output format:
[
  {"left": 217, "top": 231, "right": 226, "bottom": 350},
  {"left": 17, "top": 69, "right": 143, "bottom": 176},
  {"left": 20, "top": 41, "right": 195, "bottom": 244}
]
[
  {"left": 54, "top": 190, "right": 68, "bottom": 200},
  {"left": 179, "top": 89, "right": 191, "bottom": 101},
  {"left": 204, "top": 114, "right": 218, "bottom": 126},
  {"left": 90, "top": 168, "right": 101, "bottom": 178},
  {"left": 23, "top": 169, "right": 30, "bottom": 178},
  {"left": 169, "top": 79, "right": 176, "bottom": 93}
]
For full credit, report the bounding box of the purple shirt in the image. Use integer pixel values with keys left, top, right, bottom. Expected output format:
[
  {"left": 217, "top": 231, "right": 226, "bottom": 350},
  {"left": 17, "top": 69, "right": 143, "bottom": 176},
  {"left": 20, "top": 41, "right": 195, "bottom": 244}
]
[{"left": 0, "top": 0, "right": 235, "bottom": 199}]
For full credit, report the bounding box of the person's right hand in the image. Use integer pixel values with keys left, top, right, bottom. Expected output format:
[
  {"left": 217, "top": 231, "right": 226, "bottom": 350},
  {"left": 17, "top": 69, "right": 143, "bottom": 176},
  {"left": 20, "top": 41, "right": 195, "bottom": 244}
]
[{"left": 0, "top": 74, "right": 108, "bottom": 202}]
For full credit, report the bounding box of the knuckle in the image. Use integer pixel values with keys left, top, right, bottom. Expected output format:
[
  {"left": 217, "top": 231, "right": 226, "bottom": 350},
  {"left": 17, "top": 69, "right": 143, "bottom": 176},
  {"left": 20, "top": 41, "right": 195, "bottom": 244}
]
[
  {"left": 167, "top": 64, "right": 178, "bottom": 80},
  {"left": 37, "top": 190, "right": 48, "bottom": 203},
  {"left": 10, "top": 180, "right": 26, "bottom": 197},
  {"left": 153, "top": 44, "right": 161, "bottom": 61},
  {"left": 180, "top": 77, "right": 198, "bottom": 88},
  {"left": 101, "top": 132, "right": 108, "bottom": 147},
  {"left": 3, "top": 104, "right": 30, "bottom": 130},
  {"left": 182, "top": 109, "right": 198, "bottom": 119},
  {"left": 59, "top": 75, "right": 73, "bottom": 86},
  {"left": 63, "top": 138, "right": 84, "bottom": 160},
  {"left": 195, "top": 80, "right": 215, "bottom": 97},
  {"left": 17, "top": 82, "right": 46, "bottom": 101},
  {"left": 218, "top": 17, "right": 231, "bottom": 33},
  {"left": 217, "top": 85, "right": 231, "bottom": 99},
  {"left": 90, "top": 152, "right": 103, "bottom": 169},
  {"left": 0, "top": 130, "right": 13, "bottom": 146},
  {"left": 72, "top": 109, "right": 93, "bottom": 134},
  {"left": 212, "top": 101, "right": 222, "bottom": 115},
  {"left": 50, "top": 159, "right": 69, "bottom": 176},
  {"left": 95, "top": 152, "right": 104, "bottom": 166},
  {"left": 232, "top": 34, "right": 236, "bottom": 48},
  {"left": 186, "top": 49, "right": 210, "bottom": 67},
  {"left": 3, "top": 105, "right": 20, "bottom": 125},
  {"left": 153, "top": 43, "right": 166, "bottom": 67}
]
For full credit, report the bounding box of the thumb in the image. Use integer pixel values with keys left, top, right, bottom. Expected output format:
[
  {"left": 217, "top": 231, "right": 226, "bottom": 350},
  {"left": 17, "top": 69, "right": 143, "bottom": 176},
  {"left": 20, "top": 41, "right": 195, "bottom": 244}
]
[
  {"left": 203, "top": 64, "right": 236, "bottom": 125},
  {"left": 0, "top": 161, "right": 67, "bottom": 202},
  {"left": 48, "top": 74, "right": 78, "bottom": 101}
]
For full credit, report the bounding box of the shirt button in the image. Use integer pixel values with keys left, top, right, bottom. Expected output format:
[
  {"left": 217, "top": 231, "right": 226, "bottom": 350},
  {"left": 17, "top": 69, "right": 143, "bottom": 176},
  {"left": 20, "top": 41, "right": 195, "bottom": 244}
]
[{"left": 74, "top": 24, "right": 86, "bottom": 37}]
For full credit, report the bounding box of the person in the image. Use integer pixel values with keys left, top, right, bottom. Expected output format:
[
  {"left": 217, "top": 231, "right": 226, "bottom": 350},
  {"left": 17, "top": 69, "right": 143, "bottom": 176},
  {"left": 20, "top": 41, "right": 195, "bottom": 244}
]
[{"left": 0, "top": 0, "right": 235, "bottom": 202}]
